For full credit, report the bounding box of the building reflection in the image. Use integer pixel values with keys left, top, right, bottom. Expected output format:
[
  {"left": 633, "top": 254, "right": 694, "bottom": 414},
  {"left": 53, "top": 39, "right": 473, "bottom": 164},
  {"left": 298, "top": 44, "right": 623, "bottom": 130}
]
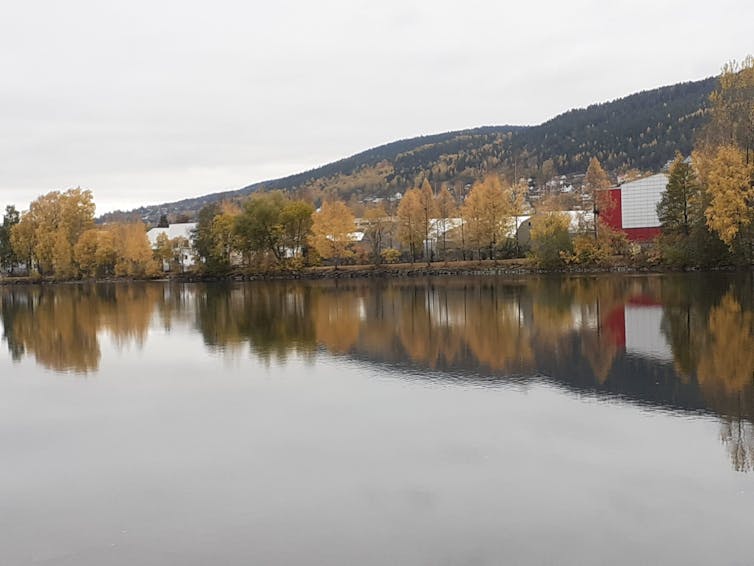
[{"left": 2, "top": 274, "right": 753, "bottom": 470}]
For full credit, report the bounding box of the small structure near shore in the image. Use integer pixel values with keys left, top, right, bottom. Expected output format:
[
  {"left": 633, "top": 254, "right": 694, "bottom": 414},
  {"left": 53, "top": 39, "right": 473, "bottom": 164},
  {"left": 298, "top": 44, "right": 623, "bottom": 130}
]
[
  {"left": 598, "top": 173, "right": 667, "bottom": 242},
  {"left": 147, "top": 222, "right": 197, "bottom": 271}
]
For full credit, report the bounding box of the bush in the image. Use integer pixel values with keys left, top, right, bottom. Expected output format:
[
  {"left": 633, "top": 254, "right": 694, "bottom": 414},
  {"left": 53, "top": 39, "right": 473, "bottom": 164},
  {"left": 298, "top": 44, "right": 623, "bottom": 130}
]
[
  {"left": 570, "top": 235, "right": 610, "bottom": 265},
  {"left": 568, "top": 226, "right": 629, "bottom": 266},
  {"left": 529, "top": 213, "right": 572, "bottom": 269},
  {"left": 380, "top": 248, "right": 401, "bottom": 264},
  {"left": 656, "top": 234, "right": 692, "bottom": 267}
]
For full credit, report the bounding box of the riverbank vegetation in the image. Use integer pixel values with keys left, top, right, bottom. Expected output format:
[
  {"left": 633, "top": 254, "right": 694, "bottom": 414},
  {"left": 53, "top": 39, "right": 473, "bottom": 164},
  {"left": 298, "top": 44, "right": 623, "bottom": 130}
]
[{"left": 1, "top": 57, "right": 751, "bottom": 282}]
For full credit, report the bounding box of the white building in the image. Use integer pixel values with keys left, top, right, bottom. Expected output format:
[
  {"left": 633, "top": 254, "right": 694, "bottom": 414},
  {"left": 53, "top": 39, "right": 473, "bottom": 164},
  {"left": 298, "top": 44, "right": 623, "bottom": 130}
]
[
  {"left": 620, "top": 173, "right": 667, "bottom": 233},
  {"left": 146, "top": 223, "right": 197, "bottom": 271}
]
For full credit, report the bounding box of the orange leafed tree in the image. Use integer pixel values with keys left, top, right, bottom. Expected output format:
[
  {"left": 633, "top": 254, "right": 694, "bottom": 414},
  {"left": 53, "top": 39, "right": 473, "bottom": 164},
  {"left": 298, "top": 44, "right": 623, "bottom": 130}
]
[{"left": 309, "top": 201, "right": 356, "bottom": 267}]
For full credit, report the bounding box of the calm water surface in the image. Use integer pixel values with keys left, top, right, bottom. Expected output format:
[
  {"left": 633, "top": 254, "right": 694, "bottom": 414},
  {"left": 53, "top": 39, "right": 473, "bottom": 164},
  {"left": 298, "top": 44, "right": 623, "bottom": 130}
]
[{"left": 1, "top": 274, "right": 753, "bottom": 565}]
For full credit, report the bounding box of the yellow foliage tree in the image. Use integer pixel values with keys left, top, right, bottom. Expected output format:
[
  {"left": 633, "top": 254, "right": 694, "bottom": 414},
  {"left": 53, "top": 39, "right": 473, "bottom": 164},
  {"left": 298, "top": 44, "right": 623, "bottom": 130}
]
[
  {"left": 309, "top": 201, "right": 356, "bottom": 267},
  {"left": 704, "top": 56, "right": 754, "bottom": 160},
  {"left": 73, "top": 229, "right": 101, "bottom": 278},
  {"left": 11, "top": 188, "right": 95, "bottom": 276},
  {"left": 461, "top": 175, "right": 513, "bottom": 260},
  {"left": 704, "top": 145, "right": 754, "bottom": 248},
  {"left": 584, "top": 157, "right": 612, "bottom": 237},
  {"left": 396, "top": 188, "right": 424, "bottom": 263},
  {"left": 363, "top": 203, "right": 390, "bottom": 265},
  {"left": 108, "top": 222, "right": 159, "bottom": 277}
]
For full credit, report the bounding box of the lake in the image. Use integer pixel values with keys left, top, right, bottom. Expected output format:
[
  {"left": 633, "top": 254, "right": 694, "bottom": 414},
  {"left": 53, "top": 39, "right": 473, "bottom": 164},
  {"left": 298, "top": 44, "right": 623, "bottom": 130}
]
[{"left": 1, "top": 274, "right": 753, "bottom": 565}]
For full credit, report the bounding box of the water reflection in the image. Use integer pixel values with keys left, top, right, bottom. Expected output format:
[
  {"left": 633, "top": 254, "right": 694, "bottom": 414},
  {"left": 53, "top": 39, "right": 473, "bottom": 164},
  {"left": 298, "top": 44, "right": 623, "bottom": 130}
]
[
  {"left": 1, "top": 284, "right": 163, "bottom": 372},
  {"left": 2, "top": 275, "right": 754, "bottom": 471}
]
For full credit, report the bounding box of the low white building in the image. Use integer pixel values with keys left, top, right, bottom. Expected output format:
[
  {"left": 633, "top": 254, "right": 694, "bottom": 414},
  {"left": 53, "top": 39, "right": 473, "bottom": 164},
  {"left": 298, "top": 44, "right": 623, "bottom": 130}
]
[{"left": 146, "top": 222, "right": 197, "bottom": 271}]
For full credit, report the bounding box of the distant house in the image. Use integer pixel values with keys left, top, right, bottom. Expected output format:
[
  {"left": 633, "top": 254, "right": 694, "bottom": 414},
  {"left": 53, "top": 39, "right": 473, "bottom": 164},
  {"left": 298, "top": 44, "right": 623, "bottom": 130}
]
[
  {"left": 146, "top": 222, "right": 197, "bottom": 271},
  {"left": 598, "top": 173, "right": 667, "bottom": 241}
]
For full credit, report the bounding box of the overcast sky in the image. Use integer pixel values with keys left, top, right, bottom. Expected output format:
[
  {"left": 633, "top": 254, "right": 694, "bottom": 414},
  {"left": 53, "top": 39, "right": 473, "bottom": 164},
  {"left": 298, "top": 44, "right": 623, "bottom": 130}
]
[{"left": 1, "top": 0, "right": 752, "bottom": 214}]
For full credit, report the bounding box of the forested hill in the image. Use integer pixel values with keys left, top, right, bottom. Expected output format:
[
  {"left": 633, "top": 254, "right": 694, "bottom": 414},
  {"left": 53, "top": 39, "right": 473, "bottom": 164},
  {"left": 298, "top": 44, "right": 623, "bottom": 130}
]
[
  {"left": 506, "top": 77, "right": 716, "bottom": 174},
  {"left": 105, "top": 76, "right": 716, "bottom": 224}
]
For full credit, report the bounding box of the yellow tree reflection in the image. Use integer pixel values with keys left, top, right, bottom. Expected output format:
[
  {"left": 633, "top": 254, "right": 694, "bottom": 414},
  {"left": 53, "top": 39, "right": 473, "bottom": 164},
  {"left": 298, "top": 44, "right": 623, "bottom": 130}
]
[{"left": 697, "top": 294, "right": 754, "bottom": 395}]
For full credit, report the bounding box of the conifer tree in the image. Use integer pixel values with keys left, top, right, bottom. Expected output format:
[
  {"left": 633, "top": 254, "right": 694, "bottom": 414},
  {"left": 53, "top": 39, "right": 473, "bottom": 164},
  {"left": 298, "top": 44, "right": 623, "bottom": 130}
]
[{"left": 657, "top": 153, "right": 701, "bottom": 236}]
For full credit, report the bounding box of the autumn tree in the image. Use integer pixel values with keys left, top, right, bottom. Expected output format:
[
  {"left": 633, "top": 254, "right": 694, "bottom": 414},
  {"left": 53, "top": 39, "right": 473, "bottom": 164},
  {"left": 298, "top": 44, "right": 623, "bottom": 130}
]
[
  {"left": 418, "top": 179, "right": 438, "bottom": 264},
  {"left": 191, "top": 201, "right": 240, "bottom": 272},
  {"left": 507, "top": 180, "right": 528, "bottom": 255},
  {"left": 211, "top": 203, "right": 240, "bottom": 268},
  {"left": 702, "top": 56, "right": 754, "bottom": 163},
  {"left": 584, "top": 157, "right": 612, "bottom": 237},
  {"left": 234, "top": 192, "right": 286, "bottom": 263},
  {"left": 280, "top": 199, "right": 314, "bottom": 260},
  {"left": 9, "top": 215, "right": 35, "bottom": 273},
  {"left": 153, "top": 232, "right": 174, "bottom": 272},
  {"left": 529, "top": 212, "right": 572, "bottom": 268},
  {"left": 11, "top": 189, "right": 95, "bottom": 277},
  {"left": 704, "top": 145, "right": 754, "bottom": 253},
  {"left": 672, "top": 56, "right": 754, "bottom": 267},
  {"left": 363, "top": 203, "right": 389, "bottom": 265},
  {"left": 233, "top": 193, "right": 314, "bottom": 266},
  {"left": 434, "top": 185, "right": 458, "bottom": 262},
  {"left": 584, "top": 157, "right": 611, "bottom": 194},
  {"left": 193, "top": 203, "right": 224, "bottom": 272},
  {"left": 109, "top": 222, "right": 159, "bottom": 277},
  {"left": 396, "top": 188, "right": 424, "bottom": 263},
  {"left": 309, "top": 201, "right": 356, "bottom": 267},
  {"left": 539, "top": 158, "right": 558, "bottom": 188},
  {"left": 75, "top": 229, "right": 106, "bottom": 277},
  {"left": 461, "top": 175, "right": 513, "bottom": 260}
]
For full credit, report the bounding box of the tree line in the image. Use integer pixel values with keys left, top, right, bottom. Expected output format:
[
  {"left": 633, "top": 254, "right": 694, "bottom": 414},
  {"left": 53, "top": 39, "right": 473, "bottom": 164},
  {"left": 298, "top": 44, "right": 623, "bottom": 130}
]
[
  {"left": 0, "top": 189, "right": 159, "bottom": 279},
  {"left": 655, "top": 56, "right": 754, "bottom": 267},
  {"left": 168, "top": 55, "right": 754, "bottom": 273},
  {"left": 189, "top": 173, "right": 534, "bottom": 273},
  {"left": 2, "top": 57, "right": 751, "bottom": 278}
]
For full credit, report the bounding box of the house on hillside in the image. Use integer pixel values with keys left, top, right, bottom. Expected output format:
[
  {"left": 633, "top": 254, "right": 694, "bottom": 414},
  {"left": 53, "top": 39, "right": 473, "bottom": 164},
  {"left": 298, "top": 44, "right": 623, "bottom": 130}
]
[{"left": 146, "top": 222, "right": 197, "bottom": 271}]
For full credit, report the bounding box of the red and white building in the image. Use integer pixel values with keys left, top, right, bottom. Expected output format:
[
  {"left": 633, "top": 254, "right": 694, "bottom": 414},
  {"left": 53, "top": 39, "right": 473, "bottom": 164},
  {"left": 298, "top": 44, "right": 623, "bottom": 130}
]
[{"left": 598, "top": 173, "right": 668, "bottom": 241}]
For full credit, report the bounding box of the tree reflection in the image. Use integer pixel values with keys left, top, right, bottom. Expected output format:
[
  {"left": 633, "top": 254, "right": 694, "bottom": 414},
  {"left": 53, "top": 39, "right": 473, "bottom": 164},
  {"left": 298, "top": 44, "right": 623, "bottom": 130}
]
[
  {"left": 4, "top": 275, "right": 754, "bottom": 472},
  {"left": 0, "top": 284, "right": 162, "bottom": 373},
  {"left": 720, "top": 417, "right": 754, "bottom": 473},
  {"left": 697, "top": 294, "right": 754, "bottom": 395},
  {"left": 195, "top": 284, "right": 316, "bottom": 363}
]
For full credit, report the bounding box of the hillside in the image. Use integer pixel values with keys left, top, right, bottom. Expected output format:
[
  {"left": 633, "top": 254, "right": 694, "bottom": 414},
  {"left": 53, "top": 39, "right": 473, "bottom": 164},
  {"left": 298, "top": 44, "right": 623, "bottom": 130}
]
[{"left": 103, "top": 76, "right": 716, "bottom": 224}]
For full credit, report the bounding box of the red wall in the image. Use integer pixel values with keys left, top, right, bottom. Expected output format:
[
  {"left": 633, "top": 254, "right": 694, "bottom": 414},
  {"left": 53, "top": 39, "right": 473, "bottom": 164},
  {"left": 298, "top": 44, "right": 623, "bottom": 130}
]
[{"left": 596, "top": 187, "right": 660, "bottom": 242}]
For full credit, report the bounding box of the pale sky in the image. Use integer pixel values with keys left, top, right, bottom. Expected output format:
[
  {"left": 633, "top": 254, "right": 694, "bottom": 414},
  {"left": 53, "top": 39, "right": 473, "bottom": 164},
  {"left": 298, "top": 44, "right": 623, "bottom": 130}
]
[{"left": 1, "top": 0, "right": 752, "bottom": 214}]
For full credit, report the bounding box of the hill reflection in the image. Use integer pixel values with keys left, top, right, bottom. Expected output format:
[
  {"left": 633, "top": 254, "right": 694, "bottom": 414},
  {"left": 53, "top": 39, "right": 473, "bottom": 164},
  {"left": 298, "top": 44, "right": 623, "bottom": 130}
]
[{"left": 2, "top": 275, "right": 754, "bottom": 469}]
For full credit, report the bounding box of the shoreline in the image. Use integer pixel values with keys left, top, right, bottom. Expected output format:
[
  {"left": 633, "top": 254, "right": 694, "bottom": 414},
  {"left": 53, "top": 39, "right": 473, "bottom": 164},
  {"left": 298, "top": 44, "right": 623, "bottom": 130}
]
[{"left": 0, "top": 259, "right": 741, "bottom": 286}]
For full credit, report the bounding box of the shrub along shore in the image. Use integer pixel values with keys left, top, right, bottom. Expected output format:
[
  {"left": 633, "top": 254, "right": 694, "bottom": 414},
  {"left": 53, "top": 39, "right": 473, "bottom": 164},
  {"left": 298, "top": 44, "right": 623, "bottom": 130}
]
[{"left": 0, "top": 257, "right": 742, "bottom": 287}]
